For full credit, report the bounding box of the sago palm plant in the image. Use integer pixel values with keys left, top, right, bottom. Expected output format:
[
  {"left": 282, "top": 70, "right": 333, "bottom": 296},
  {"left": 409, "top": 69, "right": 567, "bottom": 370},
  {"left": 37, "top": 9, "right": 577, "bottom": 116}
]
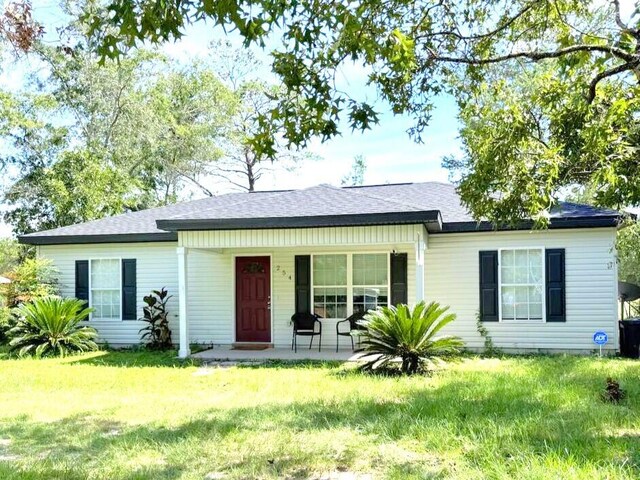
[
  {"left": 357, "top": 301, "right": 464, "bottom": 375},
  {"left": 8, "top": 297, "right": 98, "bottom": 358}
]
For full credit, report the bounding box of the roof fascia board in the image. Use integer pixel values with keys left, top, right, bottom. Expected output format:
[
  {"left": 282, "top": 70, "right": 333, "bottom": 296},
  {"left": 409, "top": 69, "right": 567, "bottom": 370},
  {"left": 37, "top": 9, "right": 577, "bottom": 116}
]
[
  {"left": 18, "top": 232, "right": 178, "bottom": 245},
  {"left": 18, "top": 213, "right": 622, "bottom": 244},
  {"left": 439, "top": 216, "right": 621, "bottom": 233},
  {"left": 156, "top": 211, "right": 442, "bottom": 231}
]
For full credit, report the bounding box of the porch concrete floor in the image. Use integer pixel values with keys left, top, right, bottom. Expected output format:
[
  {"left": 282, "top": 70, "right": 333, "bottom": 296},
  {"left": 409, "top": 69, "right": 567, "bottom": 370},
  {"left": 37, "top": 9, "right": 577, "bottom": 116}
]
[{"left": 192, "top": 346, "right": 369, "bottom": 362}]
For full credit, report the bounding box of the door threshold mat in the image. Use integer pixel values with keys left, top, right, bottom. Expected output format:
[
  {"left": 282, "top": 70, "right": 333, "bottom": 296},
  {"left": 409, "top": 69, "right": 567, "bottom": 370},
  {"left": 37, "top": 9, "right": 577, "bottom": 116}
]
[{"left": 231, "top": 345, "right": 271, "bottom": 351}]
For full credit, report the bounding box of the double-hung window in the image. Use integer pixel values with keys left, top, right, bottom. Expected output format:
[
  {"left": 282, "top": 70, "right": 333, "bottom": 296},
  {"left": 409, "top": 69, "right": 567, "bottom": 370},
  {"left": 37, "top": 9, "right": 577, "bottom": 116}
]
[
  {"left": 312, "top": 255, "right": 348, "bottom": 319},
  {"left": 90, "top": 259, "right": 122, "bottom": 320},
  {"left": 352, "top": 253, "right": 388, "bottom": 314},
  {"left": 499, "top": 248, "right": 544, "bottom": 321},
  {"left": 312, "top": 253, "right": 390, "bottom": 318}
]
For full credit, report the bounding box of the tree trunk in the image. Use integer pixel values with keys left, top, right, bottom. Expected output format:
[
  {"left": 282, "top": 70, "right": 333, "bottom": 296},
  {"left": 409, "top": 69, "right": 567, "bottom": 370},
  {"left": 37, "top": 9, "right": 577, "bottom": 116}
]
[
  {"left": 402, "top": 353, "right": 420, "bottom": 375},
  {"left": 245, "top": 149, "right": 256, "bottom": 192}
]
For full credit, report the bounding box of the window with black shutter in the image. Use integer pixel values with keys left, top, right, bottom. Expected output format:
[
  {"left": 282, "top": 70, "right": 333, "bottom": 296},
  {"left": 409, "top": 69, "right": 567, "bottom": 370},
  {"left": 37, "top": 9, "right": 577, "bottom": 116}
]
[
  {"left": 482, "top": 248, "right": 567, "bottom": 323},
  {"left": 75, "top": 258, "right": 136, "bottom": 321}
]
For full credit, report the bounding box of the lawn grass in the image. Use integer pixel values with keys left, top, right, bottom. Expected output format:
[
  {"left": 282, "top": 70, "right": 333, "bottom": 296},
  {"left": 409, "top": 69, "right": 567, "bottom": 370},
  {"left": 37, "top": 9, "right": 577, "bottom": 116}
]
[{"left": 0, "top": 351, "right": 638, "bottom": 479}]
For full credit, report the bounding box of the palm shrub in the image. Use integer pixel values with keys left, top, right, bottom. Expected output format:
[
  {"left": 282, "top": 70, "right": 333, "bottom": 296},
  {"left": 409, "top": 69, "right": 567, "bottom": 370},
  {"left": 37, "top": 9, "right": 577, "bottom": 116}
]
[
  {"left": 8, "top": 297, "right": 98, "bottom": 357},
  {"left": 357, "top": 301, "right": 464, "bottom": 375},
  {"left": 139, "top": 288, "right": 172, "bottom": 349}
]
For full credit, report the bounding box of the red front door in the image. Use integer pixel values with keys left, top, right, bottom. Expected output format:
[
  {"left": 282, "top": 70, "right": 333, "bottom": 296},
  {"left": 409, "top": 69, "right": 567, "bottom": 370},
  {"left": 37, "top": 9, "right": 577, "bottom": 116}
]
[{"left": 235, "top": 256, "right": 271, "bottom": 342}]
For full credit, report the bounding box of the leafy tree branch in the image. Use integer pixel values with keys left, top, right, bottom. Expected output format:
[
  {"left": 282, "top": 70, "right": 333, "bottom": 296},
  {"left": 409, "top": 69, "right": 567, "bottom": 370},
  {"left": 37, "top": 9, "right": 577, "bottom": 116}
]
[{"left": 4, "top": 0, "right": 640, "bottom": 224}]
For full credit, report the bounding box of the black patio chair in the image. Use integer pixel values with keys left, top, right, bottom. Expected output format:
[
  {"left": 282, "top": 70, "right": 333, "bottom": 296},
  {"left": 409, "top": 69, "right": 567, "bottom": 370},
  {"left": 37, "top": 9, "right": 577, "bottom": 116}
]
[
  {"left": 291, "top": 312, "right": 322, "bottom": 352},
  {"left": 335, "top": 311, "right": 368, "bottom": 352}
]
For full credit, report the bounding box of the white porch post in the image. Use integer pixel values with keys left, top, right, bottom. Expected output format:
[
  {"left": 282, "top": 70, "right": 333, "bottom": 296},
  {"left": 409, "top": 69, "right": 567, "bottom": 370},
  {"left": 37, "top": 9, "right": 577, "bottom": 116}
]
[
  {"left": 177, "top": 246, "right": 190, "bottom": 358},
  {"left": 415, "top": 236, "right": 426, "bottom": 302}
]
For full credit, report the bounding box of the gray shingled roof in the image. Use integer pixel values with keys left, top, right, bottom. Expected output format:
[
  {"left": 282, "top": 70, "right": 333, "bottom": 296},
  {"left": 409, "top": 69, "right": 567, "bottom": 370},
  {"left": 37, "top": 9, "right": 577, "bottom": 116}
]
[
  {"left": 161, "top": 184, "right": 428, "bottom": 220},
  {"left": 19, "top": 182, "right": 621, "bottom": 244}
]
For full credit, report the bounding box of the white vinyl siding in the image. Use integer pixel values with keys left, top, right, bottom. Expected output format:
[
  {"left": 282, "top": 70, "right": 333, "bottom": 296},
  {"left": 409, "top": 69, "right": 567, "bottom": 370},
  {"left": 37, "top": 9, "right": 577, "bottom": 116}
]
[
  {"left": 39, "top": 243, "right": 179, "bottom": 346},
  {"left": 426, "top": 228, "right": 618, "bottom": 352},
  {"left": 39, "top": 237, "right": 414, "bottom": 348},
  {"left": 37, "top": 224, "right": 617, "bottom": 353}
]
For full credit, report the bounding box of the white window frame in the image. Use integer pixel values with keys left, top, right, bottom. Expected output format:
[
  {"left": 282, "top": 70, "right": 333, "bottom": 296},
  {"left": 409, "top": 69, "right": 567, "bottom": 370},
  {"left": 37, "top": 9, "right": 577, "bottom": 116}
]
[
  {"left": 88, "top": 257, "right": 123, "bottom": 322},
  {"left": 498, "top": 247, "right": 546, "bottom": 323},
  {"left": 310, "top": 252, "right": 391, "bottom": 319},
  {"left": 352, "top": 253, "right": 390, "bottom": 315},
  {"left": 311, "top": 254, "right": 349, "bottom": 320}
]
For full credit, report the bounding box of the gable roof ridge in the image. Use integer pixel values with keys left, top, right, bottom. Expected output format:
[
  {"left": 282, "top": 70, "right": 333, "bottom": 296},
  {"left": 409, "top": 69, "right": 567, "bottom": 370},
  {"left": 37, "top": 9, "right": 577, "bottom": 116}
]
[{"left": 343, "top": 180, "right": 456, "bottom": 189}]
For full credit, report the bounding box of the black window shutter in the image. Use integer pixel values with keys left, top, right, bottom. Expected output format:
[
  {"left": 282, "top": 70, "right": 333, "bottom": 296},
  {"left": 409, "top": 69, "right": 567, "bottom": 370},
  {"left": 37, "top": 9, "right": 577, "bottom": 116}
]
[
  {"left": 390, "top": 253, "right": 408, "bottom": 306},
  {"left": 479, "top": 251, "right": 499, "bottom": 321},
  {"left": 294, "top": 255, "right": 311, "bottom": 314},
  {"left": 75, "top": 260, "right": 89, "bottom": 305},
  {"left": 122, "top": 259, "right": 137, "bottom": 320},
  {"left": 546, "top": 249, "right": 566, "bottom": 322}
]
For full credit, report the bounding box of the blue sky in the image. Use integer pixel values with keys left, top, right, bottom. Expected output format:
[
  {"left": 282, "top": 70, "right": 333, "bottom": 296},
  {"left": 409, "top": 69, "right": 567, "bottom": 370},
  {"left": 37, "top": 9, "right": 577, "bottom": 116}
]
[{"left": 0, "top": 1, "right": 462, "bottom": 237}]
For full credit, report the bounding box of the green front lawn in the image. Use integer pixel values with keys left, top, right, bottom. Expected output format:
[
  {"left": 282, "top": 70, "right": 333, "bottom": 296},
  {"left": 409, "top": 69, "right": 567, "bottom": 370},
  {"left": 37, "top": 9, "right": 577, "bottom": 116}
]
[{"left": 0, "top": 351, "right": 639, "bottom": 479}]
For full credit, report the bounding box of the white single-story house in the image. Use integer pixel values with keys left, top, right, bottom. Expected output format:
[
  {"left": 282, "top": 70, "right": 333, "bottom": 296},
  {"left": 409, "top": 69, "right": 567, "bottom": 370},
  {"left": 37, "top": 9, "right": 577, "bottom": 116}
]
[{"left": 19, "top": 182, "right": 622, "bottom": 357}]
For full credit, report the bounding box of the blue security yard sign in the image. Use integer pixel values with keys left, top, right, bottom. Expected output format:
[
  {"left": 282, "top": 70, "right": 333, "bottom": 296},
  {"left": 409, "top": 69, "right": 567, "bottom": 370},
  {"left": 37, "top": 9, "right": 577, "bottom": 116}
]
[
  {"left": 593, "top": 331, "right": 608, "bottom": 357},
  {"left": 593, "top": 331, "right": 608, "bottom": 345}
]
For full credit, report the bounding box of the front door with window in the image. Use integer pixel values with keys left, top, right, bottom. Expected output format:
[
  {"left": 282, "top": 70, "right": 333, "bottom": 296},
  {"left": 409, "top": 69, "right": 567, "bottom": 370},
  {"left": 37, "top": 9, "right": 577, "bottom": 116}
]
[{"left": 235, "top": 256, "right": 271, "bottom": 342}]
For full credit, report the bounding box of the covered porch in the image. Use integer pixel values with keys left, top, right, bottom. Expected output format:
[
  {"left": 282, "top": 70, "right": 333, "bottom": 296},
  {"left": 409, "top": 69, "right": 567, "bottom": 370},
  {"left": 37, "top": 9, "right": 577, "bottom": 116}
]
[
  {"left": 192, "top": 345, "right": 368, "bottom": 362},
  {"left": 175, "top": 224, "right": 428, "bottom": 358}
]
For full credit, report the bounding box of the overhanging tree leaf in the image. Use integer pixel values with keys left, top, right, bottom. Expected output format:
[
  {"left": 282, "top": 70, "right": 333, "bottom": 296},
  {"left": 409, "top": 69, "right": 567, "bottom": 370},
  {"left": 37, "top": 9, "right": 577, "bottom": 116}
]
[{"left": 74, "top": 0, "right": 640, "bottom": 221}]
